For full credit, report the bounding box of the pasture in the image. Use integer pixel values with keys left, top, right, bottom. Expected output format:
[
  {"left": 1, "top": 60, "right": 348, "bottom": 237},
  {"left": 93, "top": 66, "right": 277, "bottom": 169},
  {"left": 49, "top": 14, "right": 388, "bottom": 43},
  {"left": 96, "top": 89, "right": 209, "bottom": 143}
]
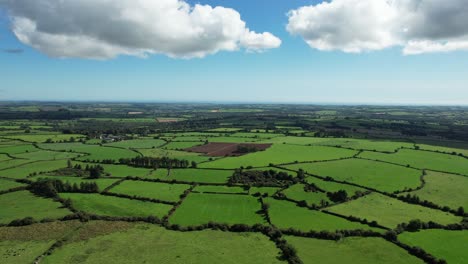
[
  {"left": 58, "top": 193, "right": 172, "bottom": 218},
  {"left": 265, "top": 198, "right": 380, "bottom": 232},
  {"left": 0, "top": 191, "right": 71, "bottom": 224},
  {"left": 110, "top": 181, "right": 191, "bottom": 202},
  {"left": 327, "top": 193, "right": 462, "bottom": 228},
  {"left": 284, "top": 159, "right": 422, "bottom": 193},
  {"left": 281, "top": 184, "right": 330, "bottom": 206},
  {"left": 151, "top": 168, "right": 233, "bottom": 184},
  {"left": 170, "top": 193, "right": 265, "bottom": 226},
  {"left": 286, "top": 236, "right": 422, "bottom": 264}
]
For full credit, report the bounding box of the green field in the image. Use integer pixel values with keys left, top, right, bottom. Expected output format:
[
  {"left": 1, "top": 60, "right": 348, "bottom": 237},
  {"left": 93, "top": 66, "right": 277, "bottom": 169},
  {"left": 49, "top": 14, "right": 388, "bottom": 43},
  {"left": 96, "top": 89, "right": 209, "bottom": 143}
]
[
  {"left": 314, "top": 138, "right": 414, "bottom": 152},
  {"left": 150, "top": 168, "right": 233, "bottom": 183},
  {"left": 0, "top": 221, "right": 82, "bottom": 264},
  {"left": 327, "top": 193, "right": 461, "bottom": 228},
  {"left": 0, "top": 178, "right": 25, "bottom": 192},
  {"left": 37, "top": 176, "right": 118, "bottom": 191},
  {"left": 265, "top": 198, "right": 381, "bottom": 232},
  {"left": 285, "top": 159, "right": 422, "bottom": 193},
  {"left": 110, "top": 181, "right": 191, "bottom": 202},
  {"left": 286, "top": 236, "right": 422, "bottom": 264},
  {"left": 200, "top": 144, "right": 357, "bottom": 169},
  {"left": 359, "top": 149, "right": 468, "bottom": 176},
  {"left": 12, "top": 150, "right": 81, "bottom": 161},
  {"left": 281, "top": 184, "right": 330, "bottom": 206},
  {"left": 42, "top": 223, "right": 282, "bottom": 264},
  {"left": 0, "top": 191, "right": 71, "bottom": 224},
  {"left": 403, "top": 171, "right": 468, "bottom": 210},
  {"left": 399, "top": 230, "right": 468, "bottom": 264},
  {"left": 0, "top": 160, "right": 69, "bottom": 179},
  {"left": 58, "top": 193, "right": 172, "bottom": 218},
  {"left": 138, "top": 148, "right": 211, "bottom": 163},
  {"left": 38, "top": 143, "right": 139, "bottom": 162},
  {"left": 0, "top": 144, "right": 39, "bottom": 154},
  {"left": 170, "top": 193, "right": 265, "bottom": 226},
  {"left": 4, "top": 134, "right": 85, "bottom": 143},
  {"left": 163, "top": 141, "right": 203, "bottom": 150},
  {"left": 249, "top": 187, "right": 280, "bottom": 196},
  {"left": 193, "top": 185, "right": 247, "bottom": 194},
  {"left": 98, "top": 163, "right": 153, "bottom": 178},
  {"left": 304, "top": 176, "right": 365, "bottom": 196},
  {"left": 105, "top": 139, "right": 166, "bottom": 149}
]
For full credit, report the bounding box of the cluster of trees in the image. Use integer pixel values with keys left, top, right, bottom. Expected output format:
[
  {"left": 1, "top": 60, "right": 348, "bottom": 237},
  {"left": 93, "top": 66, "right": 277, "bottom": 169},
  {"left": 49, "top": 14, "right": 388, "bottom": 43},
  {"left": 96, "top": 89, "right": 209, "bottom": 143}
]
[
  {"left": 229, "top": 169, "right": 298, "bottom": 187},
  {"left": 395, "top": 219, "right": 468, "bottom": 233},
  {"left": 29, "top": 179, "right": 100, "bottom": 198},
  {"left": 327, "top": 190, "right": 348, "bottom": 203},
  {"left": 119, "top": 156, "right": 191, "bottom": 169}
]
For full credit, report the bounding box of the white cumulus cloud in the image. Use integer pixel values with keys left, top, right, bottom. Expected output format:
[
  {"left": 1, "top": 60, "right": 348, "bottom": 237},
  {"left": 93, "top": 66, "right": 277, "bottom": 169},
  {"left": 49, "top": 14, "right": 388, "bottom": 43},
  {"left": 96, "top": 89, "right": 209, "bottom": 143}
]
[
  {"left": 0, "top": 0, "right": 281, "bottom": 59},
  {"left": 287, "top": 0, "right": 468, "bottom": 55}
]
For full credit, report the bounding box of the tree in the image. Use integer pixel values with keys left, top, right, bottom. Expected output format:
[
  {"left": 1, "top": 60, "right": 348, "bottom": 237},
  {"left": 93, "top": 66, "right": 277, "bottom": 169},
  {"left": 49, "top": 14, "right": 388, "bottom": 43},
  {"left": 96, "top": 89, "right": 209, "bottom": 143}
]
[
  {"left": 67, "top": 159, "right": 73, "bottom": 169},
  {"left": 89, "top": 167, "right": 101, "bottom": 179},
  {"left": 191, "top": 161, "right": 197, "bottom": 168},
  {"left": 457, "top": 207, "right": 465, "bottom": 216}
]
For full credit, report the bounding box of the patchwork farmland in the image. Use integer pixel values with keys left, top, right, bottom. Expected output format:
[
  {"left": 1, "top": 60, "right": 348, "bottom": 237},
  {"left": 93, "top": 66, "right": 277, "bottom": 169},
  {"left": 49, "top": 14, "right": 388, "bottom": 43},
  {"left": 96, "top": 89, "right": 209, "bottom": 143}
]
[{"left": 0, "top": 104, "right": 467, "bottom": 264}]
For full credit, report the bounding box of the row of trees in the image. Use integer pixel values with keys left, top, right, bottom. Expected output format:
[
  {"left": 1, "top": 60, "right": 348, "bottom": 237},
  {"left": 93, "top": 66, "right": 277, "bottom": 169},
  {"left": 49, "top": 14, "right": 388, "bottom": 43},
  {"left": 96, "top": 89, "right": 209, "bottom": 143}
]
[
  {"left": 119, "top": 156, "right": 192, "bottom": 169},
  {"left": 229, "top": 169, "right": 298, "bottom": 187},
  {"left": 29, "top": 179, "right": 100, "bottom": 198}
]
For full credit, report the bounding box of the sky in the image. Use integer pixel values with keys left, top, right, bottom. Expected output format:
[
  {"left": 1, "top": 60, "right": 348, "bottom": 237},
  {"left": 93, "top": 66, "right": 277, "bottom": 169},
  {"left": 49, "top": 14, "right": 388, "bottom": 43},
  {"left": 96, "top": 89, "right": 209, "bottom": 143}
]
[{"left": 0, "top": 0, "right": 468, "bottom": 105}]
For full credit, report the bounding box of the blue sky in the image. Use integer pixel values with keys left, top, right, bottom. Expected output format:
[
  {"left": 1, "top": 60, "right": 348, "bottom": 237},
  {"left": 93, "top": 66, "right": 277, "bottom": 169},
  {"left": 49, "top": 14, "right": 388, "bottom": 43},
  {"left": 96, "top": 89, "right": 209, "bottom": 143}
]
[{"left": 0, "top": 0, "right": 468, "bottom": 105}]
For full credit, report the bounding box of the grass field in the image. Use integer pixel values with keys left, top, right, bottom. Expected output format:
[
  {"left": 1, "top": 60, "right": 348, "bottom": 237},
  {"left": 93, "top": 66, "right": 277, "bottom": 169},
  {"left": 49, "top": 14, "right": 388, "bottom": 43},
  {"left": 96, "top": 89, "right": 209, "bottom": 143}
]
[
  {"left": 170, "top": 193, "right": 265, "bottom": 226},
  {"left": 327, "top": 193, "right": 461, "bottom": 228},
  {"left": 304, "top": 176, "right": 365, "bottom": 196},
  {"left": 200, "top": 144, "right": 357, "bottom": 169},
  {"left": 110, "top": 181, "right": 191, "bottom": 202},
  {"left": 265, "top": 198, "right": 381, "bottom": 232},
  {"left": 58, "top": 193, "right": 172, "bottom": 218},
  {"left": 42, "top": 223, "right": 282, "bottom": 264},
  {"left": 0, "top": 160, "right": 69, "bottom": 179},
  {"left": 286, "top": 236, "right": 422, "bottom": 264},
  {"left": 12, "top": 150, "right": 81, "bottom": 161},
  {"left": 285, "top": 159, "right": 422, "bottom": 193},
  {"left": 138, "top": 148, "right": 211, "bottom": 163},
  {"left": 150, "top": 168, "right": 233, "bottom": 184},
  {"left": 0, "top": 221, "right": 82, "bottom": 264},
  {"left": 98, "top": 163, "right": 153, "bottom": 178},
  {"left": 281, "top": 184, "right": 330, "bottom": 206},
  {"left": 416, "top": 144, "right": 468, "bottom": 157},
  {"left": 0, "top": 179, "right": 24, "bottom": 192},
  {"left": 399, "top": 230, "right": 468, "bottom": 264},
  {"left": 249, "top": 187, "right": 280, "bottom": 196},
  {"left": 403, "top": 171, "right": 468, "bottom": 210},
  {"left": 359, "top": 149, "right": 468, "bottom": 176},
  {"left": 105, "top": 139, "right": 166, "bottom": 149},
  {"left": 4, "top": 134, "right": 85, "bottom": 143},
  {"left": 38, "top": 143, "right": 139, "bottom": 162},
  {"left": 193, "top": 185, "right": 247, "bottom": 194},
  {"left": 0, "top": 144, "right": 39, "bottom": 154},
  {"left": 0, "top": 191, "right": 71, "bottom": 224},
  {"left": 163, "top": 141, "right": 203, "bottom": 150},
  {"left": 314, "top": 139, "right": 414, "bottom": 152},
  {"left": 0, "top": 159, "right": 33, "bottom": 170}
]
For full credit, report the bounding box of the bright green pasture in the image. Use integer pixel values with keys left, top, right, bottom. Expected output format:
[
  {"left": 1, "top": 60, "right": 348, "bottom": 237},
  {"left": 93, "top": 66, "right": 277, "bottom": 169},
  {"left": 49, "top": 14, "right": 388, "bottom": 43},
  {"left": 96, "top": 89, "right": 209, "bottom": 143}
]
[
  {"left": 285, "top": 159, "right": 422, "bottom": 193},
  {"left": 327, "top": 193, "right": 461, "bottom": 228},
  {"left": 0, "top": 154, "right": 11, "bottom": 162},
  {"left": 170, "top": 193, "right": 265, "bottom": 226},
  {"left": 286, "top": 236, "right": 422, "bottom": 264},
  {"left": 265, "top": 198, "right": 380, "bottom": 232},
  {"left": 110, "top": 181, "right": 190, "bottom": 202},
  {"left": 281, "top": 184, "right": 330, "bottom": 206},
  {"left": 304, "top": 176, "right": 365, "bottom": 195},
  {"left": 163, "top": 141, "right": 203, "bottom": 150},
  {"left": 0, "top": 159, "right": 33, "bottom": 170},
  {"left": 151, "top": 168, "right": 233, "bottom": 184},
  {"left": 193, "top": 185, "right": 247, "bottom": 194},
  {"left": 315, "top": 138, "right": 413, "bottom": 152},
  {"left": 200, "top": 144, "right": 357, "bottom": 169},
  {"left": 105, "top": 139, "right": 166, "bottom": 149},
  {"left": 138, "top": 148, "right": 211, "bottom": 163},
  {"left": 249, "top": 187, "right": 280, "bottom": 196},
  {"left": 359, "top": 149, "right": 468, "bottom": 176},
  {"left": 403, "top": 171, "right": 468, "bottom": 210},
  {"left": 4, "top": 134, "right": 85, "bottom": 143},
  {"left": 42, "top": 223, "right": 282, "bottom": 264},
  {"left": 0, "top": 191, "right": 71, "bottom": 224},
  {"left": 416, "top": 144, "right": 468, "bottom": 157},
  {"left": 12, "top": 150, "right": 81, "bottom": 161},
  {"left": 399, "top": 230, "right": 468, "bottom": 264},
  {"left": 37, "top": 176, "right": 118, "bottom": 191},
  {"left": 98, "top": 164, "right": 152, "bottom": 178},
  {"left": 0, "top": 144, "right": 39, "bottom": 154},
  {"left": 38, "top": 143, "right": 139, "bottom": 161},
  {"left": 0, "top": 179, "right": 25, "bottom": 192},
  {"left": 0, "top": 160, "right": 68, "bottom": 179},
  {"left": 0, "top": 221, "right": 81, "bottom": 264},
  {"left": 59, "top": 193, "right": 172, "bottom": 218}
]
